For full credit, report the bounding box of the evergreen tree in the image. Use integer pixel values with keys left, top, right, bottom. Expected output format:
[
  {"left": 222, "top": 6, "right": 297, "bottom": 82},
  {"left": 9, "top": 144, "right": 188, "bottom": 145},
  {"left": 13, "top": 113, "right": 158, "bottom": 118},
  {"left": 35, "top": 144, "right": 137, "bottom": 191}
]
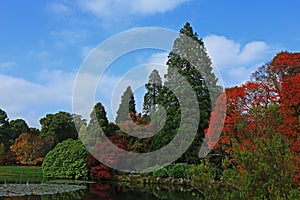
[
  {"left": 0, "top": 109, "right": 11, "bottom": 152},
  {"left": 115, "top": 86, "right": 136, "bottom": 123},
  {"left": 150, "top": 22, "right": 221, "bottom": 164},
  {"left": 89, "top": 102, "right": 109, "bottom": 129},
  {"left": 143, "top": 69, "right": 163, "bottom": 115},
  {"left": 129, "top": 91, "right": 136, "bottom": 114},
  {"left": 85, "top": 102, "right": 109, "bottom": 147},
  {"left": 9, "top": 119, "right": 30, "bottom": 141},
  {"left": 40, "top": 111, "right": 78, "bottom": 151},
  {"left": 78, "top": 124, "right": 87, "bottom": 143}
]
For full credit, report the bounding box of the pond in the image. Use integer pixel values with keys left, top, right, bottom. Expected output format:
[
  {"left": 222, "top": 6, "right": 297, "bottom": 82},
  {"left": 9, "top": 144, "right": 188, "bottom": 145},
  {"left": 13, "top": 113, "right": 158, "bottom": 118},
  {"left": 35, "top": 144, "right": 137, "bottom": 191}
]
[{"left": 0, "top": 179, "right": 204, "bottom": 199}]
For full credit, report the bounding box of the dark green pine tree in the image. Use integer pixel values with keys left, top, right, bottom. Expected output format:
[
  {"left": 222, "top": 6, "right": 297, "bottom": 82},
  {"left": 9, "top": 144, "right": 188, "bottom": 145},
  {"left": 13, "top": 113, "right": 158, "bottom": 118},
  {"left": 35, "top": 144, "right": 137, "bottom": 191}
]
[
  {"left": 85, "top": 102, "right": 109, "bottom": 147},
  {"left": 129, "top": 91, "right": 136, "bottom": 114},
  {"left": 143, "top": 69, "right": 163, "bottom": 115},
  {"left": 40, "top": 111, "right": 78, "bottom": 150},
  {"left": 9, "top": 119, "right": 30, "bottom": 141},
  {"left": 0, "top": 109, "right": 11, "bottom": 152},
  {"left": 115, "top": 86, "right": 136, "bottom": 124},
  {"left": 88, "top": 102, "right": 109, "bottom": 129},
  {"left": 150, "top": 22, "right": 221, "bottom": 164}
]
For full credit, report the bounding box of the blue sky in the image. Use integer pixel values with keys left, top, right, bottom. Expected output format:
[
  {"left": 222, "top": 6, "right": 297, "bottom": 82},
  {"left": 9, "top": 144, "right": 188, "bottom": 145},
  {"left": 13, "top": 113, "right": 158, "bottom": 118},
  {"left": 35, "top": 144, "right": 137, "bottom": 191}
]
[{"left": 1, "top": 0, "right": 299, "bottom": 127}]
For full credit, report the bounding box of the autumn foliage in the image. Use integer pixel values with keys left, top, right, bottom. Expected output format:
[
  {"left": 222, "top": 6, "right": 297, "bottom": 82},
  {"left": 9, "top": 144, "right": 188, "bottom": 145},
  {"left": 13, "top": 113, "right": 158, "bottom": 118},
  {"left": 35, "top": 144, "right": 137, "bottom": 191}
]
[
  {"left": 86, "top": 133, "right": 130, "bottom": 180},
  {"left": 10, "top": 133, "right": 46, "bottom": 165},
  {"left": 205, "top": 52, "right": 300, "bottom": 187},
  {"left": 280, "top": 74, "right": 300, "bottom": 151}
]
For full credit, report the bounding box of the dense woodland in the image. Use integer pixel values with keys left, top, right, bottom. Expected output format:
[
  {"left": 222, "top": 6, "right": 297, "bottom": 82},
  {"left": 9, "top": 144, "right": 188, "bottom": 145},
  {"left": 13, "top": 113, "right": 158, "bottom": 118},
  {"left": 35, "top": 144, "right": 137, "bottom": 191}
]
[{"left": 0, "top": 23, "right": 299, "bottom": 199}]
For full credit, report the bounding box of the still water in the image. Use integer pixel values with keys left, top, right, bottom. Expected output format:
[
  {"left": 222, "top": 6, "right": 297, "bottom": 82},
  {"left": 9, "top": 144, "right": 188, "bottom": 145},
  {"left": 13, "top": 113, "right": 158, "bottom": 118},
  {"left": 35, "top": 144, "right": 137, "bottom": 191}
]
[{"left": 0, "top": 180, "right": 203, "bottom": 200}]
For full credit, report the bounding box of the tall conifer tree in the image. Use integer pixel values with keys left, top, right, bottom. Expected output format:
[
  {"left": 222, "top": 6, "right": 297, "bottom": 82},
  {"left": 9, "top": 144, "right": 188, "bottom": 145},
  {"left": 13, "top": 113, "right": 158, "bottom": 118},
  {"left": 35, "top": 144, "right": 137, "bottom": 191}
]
[
  {"left": 115, "top": 86, "right": 136, "bottom": 123},
  {"left": 150, "top": 22, "right": 221, "bottom": 163},
  {"left": 143, "top": 69, "right": 163, "bottom": 114}
]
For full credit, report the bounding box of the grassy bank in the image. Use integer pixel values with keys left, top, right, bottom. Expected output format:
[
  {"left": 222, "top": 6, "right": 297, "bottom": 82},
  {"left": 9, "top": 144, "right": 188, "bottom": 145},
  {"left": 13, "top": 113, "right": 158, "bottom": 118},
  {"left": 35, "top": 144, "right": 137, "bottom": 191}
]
[
  {"left": 0, "top": 165, "right": 43, "bottom": 183},
  {"left": 0, "top": 165, "right": 42, "bottom": 177}
]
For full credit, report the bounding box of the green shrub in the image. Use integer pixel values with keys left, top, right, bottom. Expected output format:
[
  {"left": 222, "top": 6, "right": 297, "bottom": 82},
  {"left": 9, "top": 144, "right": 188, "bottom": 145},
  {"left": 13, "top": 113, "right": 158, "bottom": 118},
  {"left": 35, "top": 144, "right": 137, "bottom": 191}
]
[
  {"left": 188, "top": 159, "right": 218, "bottom": 187},
  {"left": 168, "top": 163, "right": 191, "bottom": 179},
  {"left": 225, "top": 134, "right": 300, "bottom": 199},
  {"left": 42, "top": 139, "right": 89, "bottom": 180},
  {"left": 152, "top": 167, "right": 169, "bottom": 178}
]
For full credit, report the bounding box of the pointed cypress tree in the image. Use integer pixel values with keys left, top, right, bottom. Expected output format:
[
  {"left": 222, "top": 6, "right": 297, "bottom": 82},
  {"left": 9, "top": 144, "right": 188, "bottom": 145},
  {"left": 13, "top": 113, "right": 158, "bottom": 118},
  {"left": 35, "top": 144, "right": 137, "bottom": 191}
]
[
  {"left": 150, "top": 22, "right": 221, "bottom": 164},
  {"left": 89, "top": 102, "right": 109, "bottom": 129},
  {"left": 115, "top": 86, "right": 136, "bottom": 124},
  {"left": 129, "top": 90, "right": 136, "bottom": 114},
  {"left": 84, "top": 102, "right": 109, "bottom": 147},
  {"left": 143, "top": 69, "right": 163, "bottom": 115}
]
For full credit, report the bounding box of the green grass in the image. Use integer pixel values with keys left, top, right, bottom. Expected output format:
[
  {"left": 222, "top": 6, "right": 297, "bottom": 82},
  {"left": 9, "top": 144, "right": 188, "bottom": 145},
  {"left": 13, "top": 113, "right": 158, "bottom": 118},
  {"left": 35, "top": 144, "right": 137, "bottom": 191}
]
[
  {"left": 0, "top": 165, "right": 43, "bottom": 183},
  {"left": 0, "top": 165, "right": 42, "bottom": 177}
]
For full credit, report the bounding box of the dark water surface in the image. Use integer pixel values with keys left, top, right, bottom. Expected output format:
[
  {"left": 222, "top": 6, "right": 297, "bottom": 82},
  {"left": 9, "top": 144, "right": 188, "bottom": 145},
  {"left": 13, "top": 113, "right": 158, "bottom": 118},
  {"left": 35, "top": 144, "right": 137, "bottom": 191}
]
[{"left": 0, "top": 179, "right": 203, "bottom": 200}]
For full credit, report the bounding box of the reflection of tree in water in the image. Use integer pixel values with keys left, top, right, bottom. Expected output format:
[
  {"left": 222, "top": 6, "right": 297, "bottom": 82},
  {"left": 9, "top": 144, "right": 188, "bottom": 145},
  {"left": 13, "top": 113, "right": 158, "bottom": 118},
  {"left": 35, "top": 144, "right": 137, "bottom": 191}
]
[
  {"left": 84, "top": 183, "right": 116, "bottom": 200},
  {"left": 3, "top": 196, "right": 41, "bottom": 200},
  {"left": 2, "top": 182, "right": 203, "bottom": 200},
  {"left": 85, "top": 182, "right": 202, "bottom": 200},
  {"left": 41, "top": 189, "right": 86, "bottom": 200},
  {"left": 2, "top": 189, "right": 86, "bottom": 200}
]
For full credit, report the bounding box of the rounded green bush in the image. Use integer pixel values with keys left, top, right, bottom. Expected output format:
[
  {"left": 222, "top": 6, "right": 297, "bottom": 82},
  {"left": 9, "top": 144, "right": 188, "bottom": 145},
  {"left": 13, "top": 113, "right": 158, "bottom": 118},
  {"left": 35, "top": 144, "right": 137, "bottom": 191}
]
[
  {"left": 152, "top": 167, "right": 169, "bottom": 178},
  {"left": 42, "top": 139, "right": 89, "bottom": 180}
]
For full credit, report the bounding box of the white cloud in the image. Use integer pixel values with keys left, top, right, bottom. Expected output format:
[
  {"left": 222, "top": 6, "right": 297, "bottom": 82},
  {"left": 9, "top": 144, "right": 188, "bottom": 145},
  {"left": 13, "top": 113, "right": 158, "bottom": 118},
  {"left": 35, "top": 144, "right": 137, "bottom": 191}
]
[
  {"left": 77, "top": 0, "right": 189, "bottom": 19},
  {"left": 130, "top": 0, "right": 190, "bottom": 15},
  {"left": 0, "top": 70, "right": 75, "bottom": 127},
  {"left": 203, "top": 35, "right": 275, "bottom": 87},
  {"left": 47, "top": 0, "right": 190, "bottom": 22}
]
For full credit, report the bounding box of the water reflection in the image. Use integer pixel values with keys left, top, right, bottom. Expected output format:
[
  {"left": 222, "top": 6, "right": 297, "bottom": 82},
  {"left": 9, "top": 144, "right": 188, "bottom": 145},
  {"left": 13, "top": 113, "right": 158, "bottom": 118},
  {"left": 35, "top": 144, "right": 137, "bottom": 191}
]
[{"left": 1, "top": 182, "right": 203, "bottom": 200}]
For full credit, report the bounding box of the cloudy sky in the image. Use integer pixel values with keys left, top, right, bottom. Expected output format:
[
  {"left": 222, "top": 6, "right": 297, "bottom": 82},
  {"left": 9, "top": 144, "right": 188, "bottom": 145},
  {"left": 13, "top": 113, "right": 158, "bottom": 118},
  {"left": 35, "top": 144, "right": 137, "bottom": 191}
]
[{"left": 1, "top": 0, "right": 299, "bottom": 127}]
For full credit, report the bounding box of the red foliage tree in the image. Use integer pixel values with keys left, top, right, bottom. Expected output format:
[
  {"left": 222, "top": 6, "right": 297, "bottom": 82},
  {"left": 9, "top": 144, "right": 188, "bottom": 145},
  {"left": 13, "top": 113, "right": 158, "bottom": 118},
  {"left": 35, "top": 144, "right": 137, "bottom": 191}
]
[
  {"left": 280, "top": 74, "right": 300, "bottom": 151},
  {"left": 86, "top": 183, "right": 114, "bottom": 200},
  {"left": 90, "top": 164, "right": 111, "bottom": 180},
  {"left": 205, "top": 86, "right": 247, "bottom": 154},
  {"left": 86, "top": 133, "right": 129, "bottom": 180},
  {"left": 280, "top": 74, "right": 300, "bottom": 185},
  {"left": 206, "top": 52, "right": 300, "bottom": 187},
  {"left": 206, "top": 81, "right": 284, "bottom": 155},
  {"left": 252, "top": 51, "right": 300, "bottom": 102}
]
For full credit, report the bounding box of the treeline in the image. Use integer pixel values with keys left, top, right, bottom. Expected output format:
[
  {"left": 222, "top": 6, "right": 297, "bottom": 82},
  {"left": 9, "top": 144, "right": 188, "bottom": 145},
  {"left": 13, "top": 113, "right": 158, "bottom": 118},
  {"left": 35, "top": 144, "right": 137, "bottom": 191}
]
[
  {"left": 0, "top": 110, "right": 84, "bottom": 165},
  {"left": 0, "top": 22, "right": 218, "bottom": 167}
]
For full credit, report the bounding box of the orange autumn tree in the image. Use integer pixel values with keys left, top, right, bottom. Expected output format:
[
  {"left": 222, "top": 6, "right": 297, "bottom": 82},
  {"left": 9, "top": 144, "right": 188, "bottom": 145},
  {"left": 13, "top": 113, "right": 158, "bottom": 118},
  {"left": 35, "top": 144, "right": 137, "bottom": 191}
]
[{"left": 10, "top": 132, "right": 47, "bottom": 165}]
